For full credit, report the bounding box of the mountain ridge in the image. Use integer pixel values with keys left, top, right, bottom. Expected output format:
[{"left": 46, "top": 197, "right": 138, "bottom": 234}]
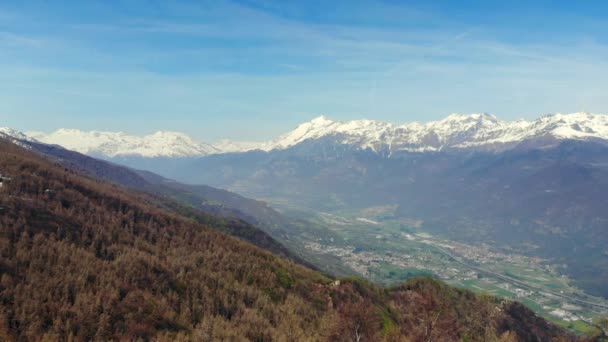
[
  {"left": 26, "top": 129, "right": 220, "bottom": 158},
  {"left": 261, "top": 112, "right": 608, "bottom": 153},
  {"left": 9, "top": 112, "right": 608, "bottom": 159},
  {"left": 1, "top": 135, "right": 319, "bottom": 268},
  {"left": 0, "top": 137, "right": 581, "bottom": 341}
]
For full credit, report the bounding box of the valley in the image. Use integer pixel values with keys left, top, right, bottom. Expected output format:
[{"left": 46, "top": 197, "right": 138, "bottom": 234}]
[
  {"left": 277, "top": 205, "right": 608, "bottom": 334},
  {"left": 7, "top": 115, "right": 608, "bottom": 337},
  {"left": 4, "top": 1, "right": 608, "bottom": 339},
  {"left": 0, "top": 137, "right": 578, "bottom": 341}
]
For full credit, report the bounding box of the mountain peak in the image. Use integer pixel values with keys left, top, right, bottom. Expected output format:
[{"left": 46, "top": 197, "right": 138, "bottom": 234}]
[
  {"left": 442, "top": 112, "right": 498, "bottom": 122},
  {"left": 0, "top": 127, "right": 33, "bottom": 143},
  {"left": 28, "top": 129, "right": 218, "bottom": 158},
  {"left": 263, "top": 112, "right": 608, "bottom": 153},
  {"left": 149, "top": 131, "right": 195, "bottom": 140},
  {"left": 309, "top": 115, "right": 333, "bottom": 126},
  {"left": 6, "top": 112, "right": 608, "bottom": 158}
]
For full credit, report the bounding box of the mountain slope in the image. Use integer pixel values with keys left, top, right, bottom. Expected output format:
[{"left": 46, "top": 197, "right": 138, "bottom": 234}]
[
  {"left": 0, "top": 138, "right": 579, "bottom": 341},
  {"left": 173, "top": 139, "right": 608, "bottom": 300},
  {"left": 13, "top": 138, "right": 311, "bottom": 267},
  {"left": 25, "top": 138, "right": 354, "bottom": 276},
  {"left": 18, "top": 114, "right": 608, "bottom": 298}
]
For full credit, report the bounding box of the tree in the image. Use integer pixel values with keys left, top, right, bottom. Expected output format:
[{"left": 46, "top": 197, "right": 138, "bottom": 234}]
[{"left": 329, "top": 299, "right": 380, "bottom": 342}]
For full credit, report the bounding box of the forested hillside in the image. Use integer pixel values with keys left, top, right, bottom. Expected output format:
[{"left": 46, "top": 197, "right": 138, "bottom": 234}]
[
  {"left": 19, "top": 139, "right": 351, "bottom": 276},
  {"left": 24, "top": 140, "right": 304, "bottom": 263},
  {"left": 0, "top": 140, "right": 580, "bottom": 341},
  {"left": 178, "top": 139, "right": 608, "bottom": 299}
]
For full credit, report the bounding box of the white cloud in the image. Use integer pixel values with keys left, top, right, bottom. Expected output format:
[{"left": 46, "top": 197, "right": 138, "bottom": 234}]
[{"left": 1, "top": 1, "right": 608, "bottom": 140}]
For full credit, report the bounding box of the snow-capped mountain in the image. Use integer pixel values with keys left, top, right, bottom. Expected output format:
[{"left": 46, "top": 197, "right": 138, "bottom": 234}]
[
  {"left": 4, "top": 112, "right": 608, "bottom": 159},
  {"left": 0, "top": 127, "right": 33, "bottom": 142},
  {"left": 212, "top": 139, "right": 263, "bottom": 153},
  {"left": 27, "top": 129, "right": 219, "bottom": 158},
  {"left": 0, "top": 127, "right": 38, "bottom": 149},
  {"left": 261, "top": 112, "right": 608, "bottom": 153}
]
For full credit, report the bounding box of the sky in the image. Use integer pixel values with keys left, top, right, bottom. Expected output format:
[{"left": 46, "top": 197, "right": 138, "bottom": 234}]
[{"left": 1, "top": 0, "right": 608, "bottom": 142}]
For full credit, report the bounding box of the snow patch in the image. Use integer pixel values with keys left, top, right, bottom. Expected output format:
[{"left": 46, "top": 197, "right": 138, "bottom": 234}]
[{"left": 6, "top": 111, "right": 608, "bottom": 158}]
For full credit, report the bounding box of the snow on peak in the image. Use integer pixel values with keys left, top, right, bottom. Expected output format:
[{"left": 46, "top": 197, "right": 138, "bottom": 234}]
[
  {"left": 0, "top": 127, "right": 39, "bottom": 150},
  {"left": 263, "top": 112, "right": 608, "bottom": 153},
  {"left": 212, "top": 139, "right": 263, "bottom": 153},
  {"left": 309, "top": 115, "right": 333, "bottom": 125},
  {"left": 262, "top": 115, "right": 340, "bottom": 150},
  {"left": 0, "top": 127, "right": 32, "bottom": 141},
  {"left": 29, "top": 129, "right": 218, "bottom": 158},
  {"left": 444, "top": 112, "right": 497, "bottom": 120},
  {"left": 5, "top": 111, "right": 608, "bottom": 159}
]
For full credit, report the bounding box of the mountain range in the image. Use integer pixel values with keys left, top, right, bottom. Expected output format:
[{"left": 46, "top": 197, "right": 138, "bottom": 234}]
[
  {"left": 169, "top": 137, "right": 608, "bottom": 300},
  {"left": 3, "top": 112, "right": 608, "bottom": 304},
  {"left": 12, "top": 112, "right": 608, "bottom": 159},
  {"left": 2, "top": 130, "right": 354, "bottom": 277},
  {"left": 26, "top": 129, "right": 220, "bottom": 158},
  {"left": 1, "top": 132, "right": 584, "bottom": 341}
]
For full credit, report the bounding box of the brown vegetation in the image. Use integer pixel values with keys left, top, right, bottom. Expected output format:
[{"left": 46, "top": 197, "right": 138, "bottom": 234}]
[{"left": 0, "top": 140, "right": 577, "bottom": 341}]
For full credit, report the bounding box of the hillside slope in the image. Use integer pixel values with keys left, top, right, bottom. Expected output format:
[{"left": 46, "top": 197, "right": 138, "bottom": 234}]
[
  {"left": 15, "top": 139, "right": 351, "bottom": 276},
  {"left": 0, "top": 139, "right": 580, "bottom": 341},
  {"left": 173, "top": 139, "right": 608, "bottom": 299},
  {"left": 17, "top": 139, "right": 312, "bottom": 266}
]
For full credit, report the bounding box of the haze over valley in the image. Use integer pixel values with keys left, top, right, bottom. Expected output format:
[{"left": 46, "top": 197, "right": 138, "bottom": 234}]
[
  {"left": 3, "top": 1, "right": 608, "bottom": 340},
  {"left": 4, "top": 111, "right": 608, "bottom": 335}
]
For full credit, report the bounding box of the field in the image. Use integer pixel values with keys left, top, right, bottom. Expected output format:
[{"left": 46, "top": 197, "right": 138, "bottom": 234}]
[{"left": 274, "top": 204, "right": 608, "bottom": 335}]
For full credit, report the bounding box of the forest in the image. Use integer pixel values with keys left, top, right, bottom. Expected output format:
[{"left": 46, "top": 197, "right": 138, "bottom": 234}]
[{"left": 0, "top": 139, "right": 593, "bottom": 341}]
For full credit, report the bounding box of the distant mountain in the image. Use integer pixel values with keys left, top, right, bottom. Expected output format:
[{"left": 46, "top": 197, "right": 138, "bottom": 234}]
[
  {"left": 260, "top": 112, "right": 608, "bottom": 153},
  {"left": 27, "top": 129, "right": 220, "bottom": 158},
  {"left": 3, "top": 135, "right": 316, "bottom": 265},
  {"left": 0, "top": 127, "right": 37, "bottom": 149},
  {"left": 0, "top": 127, "right": 31, "bottom": 141},
  {"left": 5, "top": 112, "right": 608, "bottom": 298},
  {"left": 0, "top": 138, "right": 578, "bottom": 341},
  {"left": 13, "top": 112, "right": 608, "bottom": 160},
  {"left": 157, "top": 141, "right": 608, "bottom": 300},
  {"left": 212, "top": 139, "right": 263, "bottom": 153},
  {"left": 3, "top": 132, "right": 353, "bottom": 275}
]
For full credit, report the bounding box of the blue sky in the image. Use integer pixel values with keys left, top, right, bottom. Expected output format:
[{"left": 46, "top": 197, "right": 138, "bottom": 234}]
[{"left": 1, "top": 0, "right": 608, "bottom": 141}]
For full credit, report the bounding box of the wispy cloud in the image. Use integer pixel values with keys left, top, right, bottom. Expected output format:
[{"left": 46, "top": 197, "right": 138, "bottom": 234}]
[
  {"left": 0, "top": 1, "right": 608, "bottom": 140},
  {"left": 0, "top": 31, "right": 42, "bottom": 47}
]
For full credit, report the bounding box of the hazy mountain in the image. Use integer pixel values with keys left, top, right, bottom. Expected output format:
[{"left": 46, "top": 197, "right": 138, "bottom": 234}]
[
  {"left": 15, "top": 112, "right": 608, "bottom": 161},
  {"left": 5, "top": 112, "right": 608, "bottom": 298},
  {"left": 258, "top": 112, "right": 608, "bottom": 153},
  {"left": 27, "top": 129, "right": 220, "bottom": 158},
  {"left": 0, "top": 137, "right": 579, "bottom": 341},
  {"left": 1, "top": 135, "right": 313, "bottom": 264},
  {"left": 212, "top": 139, "right": 263, "bottom": 153},
  {"left": 184, "top": 141, "right": 608, "bottom": 299},
  {"left": 1, "top": 132, "right": 353, "bottom": 275}
]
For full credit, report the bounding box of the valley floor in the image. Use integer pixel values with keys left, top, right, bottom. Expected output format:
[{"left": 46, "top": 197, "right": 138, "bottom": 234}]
[{"left": 273, "top": 205, "right": 608, "bottom": 336}]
